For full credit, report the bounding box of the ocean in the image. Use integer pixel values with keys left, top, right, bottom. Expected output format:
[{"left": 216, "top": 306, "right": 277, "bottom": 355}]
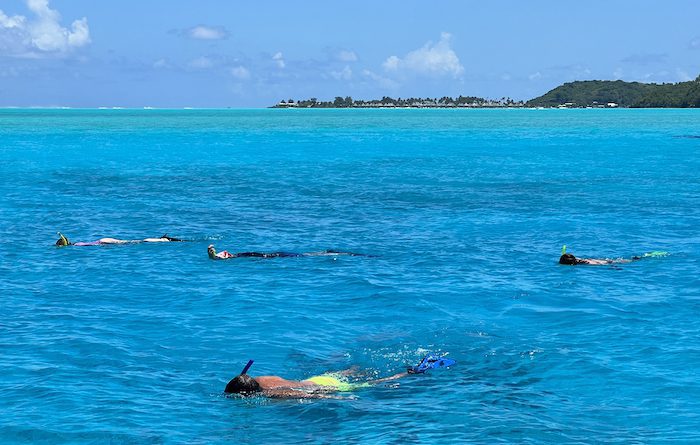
[{"left": 1, "top": 108, "right": 699, "bottom": 443}]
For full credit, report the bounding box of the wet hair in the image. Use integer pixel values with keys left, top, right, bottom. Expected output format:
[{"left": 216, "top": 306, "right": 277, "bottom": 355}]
[
  {"left": 224, "top": 374, "right": 262, "bottom": 395},
  {"left": 559, "top": 253, "right": 579, "bottom": 265}
]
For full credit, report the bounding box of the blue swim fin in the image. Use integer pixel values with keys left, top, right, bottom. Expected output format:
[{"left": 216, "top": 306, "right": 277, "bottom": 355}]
[{"left": 408, "top": 354, "right": 456, "bottom": 374}]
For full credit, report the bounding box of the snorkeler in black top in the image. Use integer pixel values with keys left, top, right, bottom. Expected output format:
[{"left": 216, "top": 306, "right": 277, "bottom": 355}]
[{"left": 207, "top": 244, "right": 364, "bottom": 260}]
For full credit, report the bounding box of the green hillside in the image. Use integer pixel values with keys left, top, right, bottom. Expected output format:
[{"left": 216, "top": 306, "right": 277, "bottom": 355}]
[
  {"left": 632, "top": 77, "right": 700, "bottom": 107},
  {"left": 526, "top": 76, "right": 700, "bottom": 108}
]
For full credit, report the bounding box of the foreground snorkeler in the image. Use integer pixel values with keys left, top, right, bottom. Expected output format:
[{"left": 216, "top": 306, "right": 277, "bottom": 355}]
[
  {"left": 558, "top": 245, "right": 668, "bottom": 266},
  {"left": 55, "top": 232, "right": 184, "bottom": 246},
  {"left": 207, "top": 244, "right": 364, "bottom": 260},
  {"left": 224, "top": 356, "right": 456, "bottom": 399}
]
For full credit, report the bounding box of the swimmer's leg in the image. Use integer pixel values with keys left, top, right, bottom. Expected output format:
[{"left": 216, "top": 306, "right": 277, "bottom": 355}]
[
  {"left": 367, "top": 372, "right": 410, "bottom": 385},
  {"left": 99, "top": 238, "right": 130, "bottom": 244}
]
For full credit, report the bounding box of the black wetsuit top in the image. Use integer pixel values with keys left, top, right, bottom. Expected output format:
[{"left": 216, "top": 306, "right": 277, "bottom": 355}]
[
  {"left": 234, "top": 252, "right": 301, "bottom": 258},
  {"left": 233, "top": 250, "right": 364, "bottom": 258}
]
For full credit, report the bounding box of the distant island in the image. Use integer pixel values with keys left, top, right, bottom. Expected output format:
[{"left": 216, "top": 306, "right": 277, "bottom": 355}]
[
  {"left": 273, "top": 74, "right": 700, "bottom": 109},
  {"left": 273, "top": 96, "right": 524, "bottom": 109},
  {"left": 527, "top": 75, "right": 700, "bottom": 108}
]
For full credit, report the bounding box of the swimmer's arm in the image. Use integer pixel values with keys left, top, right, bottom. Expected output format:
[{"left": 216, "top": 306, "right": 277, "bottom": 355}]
[{"left": 265, "top": 389, "right": 352, "bottom": 400}]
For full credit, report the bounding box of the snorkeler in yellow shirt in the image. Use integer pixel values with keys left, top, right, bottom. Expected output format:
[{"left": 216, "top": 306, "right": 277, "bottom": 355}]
[{"left": 224, "top": 356, "right": 456, "bottom": 399}]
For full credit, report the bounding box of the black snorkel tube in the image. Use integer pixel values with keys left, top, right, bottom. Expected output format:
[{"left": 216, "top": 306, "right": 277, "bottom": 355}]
[{"left": 240, "top": 360, "right": 254, "bottom": 375}]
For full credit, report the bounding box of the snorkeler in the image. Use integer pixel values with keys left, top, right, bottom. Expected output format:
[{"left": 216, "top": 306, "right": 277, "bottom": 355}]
[
  {"left": 55, "top": 232, "right": 183, "bottom": 246},
  {"left": 208, "top": 244, "right": 235, "bottom": 259},
  {"left": 207, "top": 244, "right": 364, "bottom": 260},
  {"left": 558, "top": 245, "right": 668, "bottom": 266},
  {"left": 224, "top": 356, "right": 455, "bottom": 399}
]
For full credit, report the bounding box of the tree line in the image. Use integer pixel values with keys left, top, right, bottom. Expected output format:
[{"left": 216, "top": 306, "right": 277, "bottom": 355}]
[{"left": 274, "top": 96, "right": 524, "bottom": 108}]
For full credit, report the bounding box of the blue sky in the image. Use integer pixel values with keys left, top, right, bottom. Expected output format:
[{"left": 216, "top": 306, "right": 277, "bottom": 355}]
[{"left": 1, "top": 0, "right": 699, "bottom": 107}]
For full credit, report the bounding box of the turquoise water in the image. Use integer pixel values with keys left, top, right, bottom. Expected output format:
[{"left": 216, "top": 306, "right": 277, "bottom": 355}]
[{"left": 1, "top": 109, "right": 699, "bottom": 443}]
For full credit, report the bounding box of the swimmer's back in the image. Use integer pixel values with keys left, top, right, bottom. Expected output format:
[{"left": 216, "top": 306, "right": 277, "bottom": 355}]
[{"left": 235, "top": 252, "right": 301, "bottom": 258}]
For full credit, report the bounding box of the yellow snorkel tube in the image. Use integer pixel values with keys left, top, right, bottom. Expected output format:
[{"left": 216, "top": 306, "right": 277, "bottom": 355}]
[{"left": 56, "top": 232, "right": 70, "bottom": 246}]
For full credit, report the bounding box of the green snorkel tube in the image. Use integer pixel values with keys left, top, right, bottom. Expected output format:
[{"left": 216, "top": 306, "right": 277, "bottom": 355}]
[{"left": 561, "top": 245, "right": 567, "bottom": 255}]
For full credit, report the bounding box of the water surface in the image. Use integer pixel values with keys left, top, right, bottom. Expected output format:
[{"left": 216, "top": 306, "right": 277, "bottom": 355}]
[{"left": 1, "top": 109, "right": 699, "bottom": 443}]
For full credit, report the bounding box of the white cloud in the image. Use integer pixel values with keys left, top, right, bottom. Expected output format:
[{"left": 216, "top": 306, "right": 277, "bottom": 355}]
[
  {"left": 613, "top": 68, "right": 624, "bottom": 80},
  {"left": 0, "top": 10, "right": 26, "bottom": 29},
  {"left": 230, "top": 65, "right": 250, "bottom": 80},
  {"left": 188, "top": 56, "right": 214, "bottom": 69},
  {"left": 362, "top": 69, "right": 399, "bottom": 89},
  {"left": 272, "top": 52, "right": 285, "bottom": 68},
  {"left": 689, "top": 37, "right": 700, "bottom": 50},
  {"left": 528, "top": 71, "right": 542, "bottom": 81},
  {"left": 383, "top": 55, "right": 400, "bottom": 71},
  {"left": 0, "top": 0, "right": 90, "bottom": 56},
  {"left": 330, "top": 65, "right": 352, "bottom": 80},
  {"left": 382, "top": 32, "right": 464, "bottom": 78},
  {"left": 337, "top": 50, "right": 357, "bottom": 62},
  {"left": 186, "top": 25, "right": 228, "bottom": 40}
]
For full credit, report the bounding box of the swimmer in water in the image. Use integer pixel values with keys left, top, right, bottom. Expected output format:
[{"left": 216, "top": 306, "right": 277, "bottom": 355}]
[
  {"left": 207, "top": 244, "right": 364, "bottom": 260},
  {"left": 55, "top": 232, "right": 183, "bottom": 246},
  {"left": 558, "top": 245, "right": 667, "bottom": 266},
  {"left": 225, "top": 370, "right": 408, "bottom": 399},
  {"left": 225, "top": 356, "right": 454, "bottom": 399},
  {"left": 208, "top": 244, "right": 235, "bottom": 259},
  {"left": 223, "top": 361, "right": 436, "bottom": 399}
]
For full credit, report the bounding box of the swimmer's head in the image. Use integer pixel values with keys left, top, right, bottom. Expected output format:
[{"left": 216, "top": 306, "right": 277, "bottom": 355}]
[
  {"left": 559, "top": 253, "right": 579, "bottom": 265},
  {"left": 161, "top": 234, "right": 183, "bottom": 242},
  {"left": 208, "top": 244, "right": 217, "bottom": 259},
  {"left": 55, "top": 233, "right": 70, "bottom": 246},
  {"left": 224, "top": 374, "right": 261, "bottom": 396}
]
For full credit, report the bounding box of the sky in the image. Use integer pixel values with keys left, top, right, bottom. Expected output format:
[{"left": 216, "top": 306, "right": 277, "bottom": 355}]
[{"left": 1, "top": 0, "right": 699, "bottom": 107}]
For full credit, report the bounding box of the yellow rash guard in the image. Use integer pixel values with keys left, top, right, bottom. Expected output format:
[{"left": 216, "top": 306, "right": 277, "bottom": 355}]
[{"left": 305, "top": 373, "right": 371, "bottom": 391}]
